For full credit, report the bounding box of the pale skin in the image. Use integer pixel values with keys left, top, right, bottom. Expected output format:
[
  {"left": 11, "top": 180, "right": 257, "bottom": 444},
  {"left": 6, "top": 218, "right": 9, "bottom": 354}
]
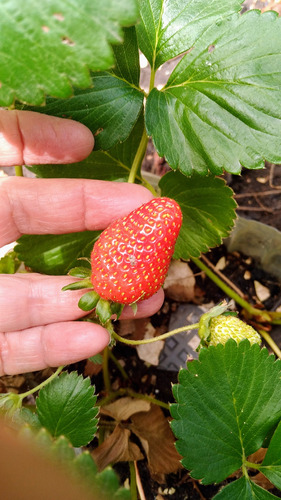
[{"left": 0, "top": 110, "right": 164, "bottom": 376}]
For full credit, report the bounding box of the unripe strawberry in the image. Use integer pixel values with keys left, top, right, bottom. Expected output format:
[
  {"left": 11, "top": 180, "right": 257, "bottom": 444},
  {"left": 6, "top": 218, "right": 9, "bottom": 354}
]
[
  {"left": 90, "top": 197, "right": 182, "bottom": 305},
  {"left": 209, "top": 315, "right": 261, "bottom": 346}
]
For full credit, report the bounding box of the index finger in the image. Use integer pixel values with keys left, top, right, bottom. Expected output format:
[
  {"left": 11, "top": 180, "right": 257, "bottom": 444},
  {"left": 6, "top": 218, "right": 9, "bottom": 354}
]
[
  {"left": 0, "top": 110, "right": 94, "bottom": 166},
  {"left": 0, "top": 178, "right": 153, "bottom": 246}
]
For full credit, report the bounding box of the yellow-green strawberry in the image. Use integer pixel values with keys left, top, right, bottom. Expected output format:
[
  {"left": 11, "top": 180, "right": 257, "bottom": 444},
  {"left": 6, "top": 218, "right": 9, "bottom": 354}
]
[
  {"left": 209, "top": 315, "right": 261, "bottom": 346},
  {"left": 90, "top": 197, "right": 182, "bottom": 305}
]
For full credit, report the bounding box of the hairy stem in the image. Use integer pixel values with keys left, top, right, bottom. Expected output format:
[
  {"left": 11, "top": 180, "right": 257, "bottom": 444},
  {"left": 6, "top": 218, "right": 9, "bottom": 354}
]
[
  {"left": 18, "top": 365, "right": 64, "bottom": 400},
  {"left": 108, "top": 349, "right": 129, "bottom": 380},
  {"left": 129, "top": 461, "right": 138, "bottom": 500},
  {"left": 245, "top": 461, "right": 261, "bottom": 471},
  {"left": 102, "top": 347, "right": 111, "bottom": 393},
  {"left": 15, "top": 165, "right": 23, "bottom": 177},
  {"left": 97, "top": 387, "right": 169, "bottom": 410},
  {"left": 259, "top": 329, "right": 281, "bottom": 359},
  {"left": 128, "top": 127, "right": 148, "bottom": 184},
  {"left": 112, "top": 323, "right": 199, "bottom": 346},
  {"left": 192, "top": 257, "right": 272, "bottom": 322}
]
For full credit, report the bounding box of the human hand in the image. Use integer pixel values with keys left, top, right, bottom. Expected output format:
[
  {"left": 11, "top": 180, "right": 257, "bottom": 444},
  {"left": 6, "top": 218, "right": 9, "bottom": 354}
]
[{"left": 0, "top": 110, "right": 164, "bottom": 375}]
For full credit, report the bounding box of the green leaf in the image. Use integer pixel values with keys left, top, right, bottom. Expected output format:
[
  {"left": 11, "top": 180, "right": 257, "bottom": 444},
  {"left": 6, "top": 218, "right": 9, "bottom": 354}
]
[
  {"left": 88, "top": 354, "right": 103, "bottom": 364},
  {"left": 68, "top": 267, "right": 92, "bottom": 279},
  {"left": 146, "top": 11, "right": 281, "bottom": 175},
  {"left": 260, "top": 420, "right": 281, "bottom": 489},
  {"left": 27, "top": 72, "right": 144, "bottom": 151},
  {"left": 113, "top": 26, "right": 140, "bottom": 86},
  {"left": 78, "top": 291, "right": 100, "bottom": 312},
  {"left": 12, "top": 408, "right": 42, "bottom": 430},
  {"left": 15, "top": 231, "right": 100, "bottom": 275},
  {"left": 61, "top": 279, "right": 92, "bottom": 291},
  {"left": 36, "top": 371, "right": 98, "bottom": 447},
  {"left": 170, "top": 341, "right": 281, "bottom": 484},
  {"left": 213, "top": 476, "right": 280, "bottom": 499},
  {"left": 0, "top": 0, "right": 138, "bottom": 106},
  {"left": 27, "top": 111, "right": 145, "bottom": 182},
  {"left": 96, "top": 299, "right": 112, "bottom": 324},
  {"left": 159, "top": 172, "right": 237, "bottom": 259},
  {"left": 0, "top": 251, "right": 21, "bottom": 274},
  {"left": 136, "top": 0, "right": 243, "bottom": 69}
]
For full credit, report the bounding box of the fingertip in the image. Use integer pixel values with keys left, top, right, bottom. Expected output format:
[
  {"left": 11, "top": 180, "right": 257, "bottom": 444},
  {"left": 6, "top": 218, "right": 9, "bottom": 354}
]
[{"left": 121, "top": 289, "right": 165, "bottom": 320}]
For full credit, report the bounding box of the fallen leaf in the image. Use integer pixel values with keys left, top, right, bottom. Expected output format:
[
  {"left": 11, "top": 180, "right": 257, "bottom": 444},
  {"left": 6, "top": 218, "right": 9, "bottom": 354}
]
[
  {"left": 136, "top": 323, "right": 164, "bottom": 365},
  {"left": 164, "top": 260, "right": 195, "bottom": 302},
  {"left": 92, "top": 425, "right": 143, "bottom": 471},
  {"left": 84, "top": 359, "right": 103, "bottom": 377},
  {"left": 251, "top": 473, "right": 275, "bottom": 490},
  {"left": 101, "top": 397, "right": 151, "bottom": 421},
  {"left": 248, "top": 448, "right": 267, "bottom": 464},
  {"left": 117, "top": 318, "right": 148, "bottom": 342},
  {"left": 130, "top": 405, "right": 182, "bottom": 476}
]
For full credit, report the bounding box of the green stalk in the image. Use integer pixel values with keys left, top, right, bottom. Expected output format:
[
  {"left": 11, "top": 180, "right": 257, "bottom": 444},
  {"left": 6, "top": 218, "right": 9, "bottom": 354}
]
[
  {"left": 259, "top": 329, "right": 281, "bottom": 359},
  {"left": 111, "top": 323, "right": 199, "bottom": 346},
  {"left": 18, "top": 365, "right": 64, "bottom": 401},
  {"left": 127, "top": 127, "right": 148, "bottom": 184},
  {"left": 102, "top": 347, "right": 111, "bottom": 393},
  {"left": 108, "top": 349, "right": 129, "bottom": 380},
  {"left": 129, "top": 462, "right": 138, "bottom": 500},
  {"left": 126, "top": 388, "right": 169, "bottom": 410},
  {"left": 192, "top": 257, "right": 272, "bottom": 322},
  {"left": 97, "top": 387, "right": 169, "bottom": 410},
  {"left": 15, "top": 165, "right": 23, "bottom": 176},
  {"left": 245, "top": 461, "right": 261, "bottom": 471}
]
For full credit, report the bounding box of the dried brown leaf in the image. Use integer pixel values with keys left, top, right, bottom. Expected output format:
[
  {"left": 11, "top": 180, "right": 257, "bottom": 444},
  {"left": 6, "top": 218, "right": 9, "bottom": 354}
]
[
  {"left": 130, "top": 405, "right": 182, "bottom": 476},
  {"left": 84, "top": 359, "right": 103, "bottom": 377},
  {"left": 251, "top": 472, "right": 275, "bottom": 490},
  {"left": 101, "top": 397, "right": 151, "bottom": 421},
  {"left": 92, "top": 425, "right": 144, "bottom": 471},
  {"left": 164, "top": 261, "right": 195, "bottom": 302},
  {"left": 136, "top": 323, "right": 164, "bottom": 365}
]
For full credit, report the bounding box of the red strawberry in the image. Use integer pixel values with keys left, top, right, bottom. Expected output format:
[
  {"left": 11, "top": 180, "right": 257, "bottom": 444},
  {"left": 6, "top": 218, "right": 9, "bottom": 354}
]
[{"left": 90, "top": 197, "right": 182, "bottom": 305}]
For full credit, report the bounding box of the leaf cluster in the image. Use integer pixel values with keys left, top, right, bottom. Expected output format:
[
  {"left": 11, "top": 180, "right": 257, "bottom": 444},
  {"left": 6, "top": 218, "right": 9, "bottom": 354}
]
[{"left": 171, "top": 340, "right": 281, "bottom": 498}]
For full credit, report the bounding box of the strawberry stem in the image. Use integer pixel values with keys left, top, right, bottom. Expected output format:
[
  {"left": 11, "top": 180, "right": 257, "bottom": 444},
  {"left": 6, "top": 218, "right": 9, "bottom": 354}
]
[
  {"left": 259, "top": 329, "right": 281, "bottom": 359},
  {"left": 18, "top": 365, "right": 64, "bottom": 401},
  {"left": 192, "top": 257, "right": 273, "bottom": 322},
  {"left": 111, "top": 323, "right": 200, "bottom": 346},
  {"left": 102, "top": 347, "right": 111, "bottom": 393},
  {"left": 15, "top": 165, "right": 23, "bottom": 176},
  {"left": 128, "top": 127, "right": 148, "bottom": 184}
]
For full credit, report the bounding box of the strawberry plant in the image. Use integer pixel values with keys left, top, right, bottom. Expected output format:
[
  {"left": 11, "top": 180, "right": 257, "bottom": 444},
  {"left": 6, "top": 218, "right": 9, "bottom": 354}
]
[{"left": 1, "top": 0, "right": 281, "bottom": 498}]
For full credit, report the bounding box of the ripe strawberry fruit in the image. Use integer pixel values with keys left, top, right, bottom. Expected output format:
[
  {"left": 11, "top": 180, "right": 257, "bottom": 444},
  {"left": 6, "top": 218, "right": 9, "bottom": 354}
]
[
  {"left": 208, "top": 315, "right": 261, "bottom": 346},
  {"left": 90, "top": 197, "right": 182, "bottom": 305}
]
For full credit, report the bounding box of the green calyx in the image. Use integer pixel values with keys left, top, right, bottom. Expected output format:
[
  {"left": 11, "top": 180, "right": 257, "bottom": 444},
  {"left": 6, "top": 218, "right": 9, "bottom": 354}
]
[
  {"left": 197, "top": 300, "right": 261, "bottom": 348},
  {"left": 62, "top": 266, "right": 125, "bottom": 325},
  {"left": 198, "top": 300, "right": 230, "bottom": 345}
]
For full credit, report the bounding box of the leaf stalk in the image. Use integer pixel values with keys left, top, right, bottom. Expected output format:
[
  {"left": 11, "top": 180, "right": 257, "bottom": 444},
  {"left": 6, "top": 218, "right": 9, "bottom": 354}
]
[{"left": 111, "top": 323, "right": 199, "bottom": 346}]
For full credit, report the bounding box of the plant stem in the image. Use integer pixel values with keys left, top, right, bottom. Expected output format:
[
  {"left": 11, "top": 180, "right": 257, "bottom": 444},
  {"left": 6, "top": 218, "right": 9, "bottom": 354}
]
[
  {"left": 192, "top": 257, "right": 272, "bottom": 322},
  {"left": 108, "top": 349, "right": 129, "bottom": 380},
  {"left": 97, "top": 387, "right": 169, "bottom": 410},
  {"left": 245, "top": 461, "right": 261, "bottom": 471},
  {"left": 259, "top": 329, "right": 281, "bottom": 359},
  {"left": 126, "top": 388, "right": 169, "bottom": 410},
  {"left": 102, "top": 347, "right": 111, "bottom": 393},
  {"left": 129, "top": 461, "right": 138, "bottom": 500},
  {"left": 149, "top": 67, "right": 156, "bottom": 93},
  {"left": 112, "top": 323, "right": 199, "bottom": 346},
  {"left": 15, "top": 165, "right": 23, "bottom": 176},
  {"left": 18, "top": 365, "right": 64, "bottom": 400},
  {"left": 128, "top": 127, "right": 148, "bottom": 184}
]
